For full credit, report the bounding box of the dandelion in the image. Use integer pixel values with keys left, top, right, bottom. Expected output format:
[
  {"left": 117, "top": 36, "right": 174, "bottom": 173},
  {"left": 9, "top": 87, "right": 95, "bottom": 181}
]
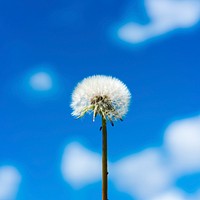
[
  {"left": 71, "top": 75, "right": 131, "bottom": 124},
  {"left": 70, "top": 75, "right": 131, "bottom": 200}
]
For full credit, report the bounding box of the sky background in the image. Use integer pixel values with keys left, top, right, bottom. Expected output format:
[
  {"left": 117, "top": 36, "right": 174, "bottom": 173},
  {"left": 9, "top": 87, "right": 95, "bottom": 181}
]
[{"left": 1, "top": 0, "right": 200, "bottom": 200}]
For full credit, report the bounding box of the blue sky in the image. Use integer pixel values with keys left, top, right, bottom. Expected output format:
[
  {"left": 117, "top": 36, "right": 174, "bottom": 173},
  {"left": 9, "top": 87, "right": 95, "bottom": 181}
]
[{"left": 1, "top": 0, "right": 200, "bottom": 200}]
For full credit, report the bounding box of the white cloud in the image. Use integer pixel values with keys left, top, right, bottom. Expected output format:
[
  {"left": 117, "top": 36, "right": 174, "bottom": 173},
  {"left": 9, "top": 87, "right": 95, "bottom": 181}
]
[
  {"left": 29, "top": 71, "right": 53, "bottom": 91},
  {"left": 61, "top": 142, "right": 102, "bottom": 188},
  {"left": 0, "top": 166, "right": 21, "bottom": 200},
  {"left": 151, "top": 189, "right": 200, "bottom": 200},
  {"left": 150, "top": 189, "right": 186, "bottom": 200},
  {"left": 111, "top": 148, "right": 173, "bottom": 199},
  {"left": 117, "top": 0, "right": 200, "bottom": 44},
  {"left": 164, "top": 115, "right": 200, "bottom": 174}
]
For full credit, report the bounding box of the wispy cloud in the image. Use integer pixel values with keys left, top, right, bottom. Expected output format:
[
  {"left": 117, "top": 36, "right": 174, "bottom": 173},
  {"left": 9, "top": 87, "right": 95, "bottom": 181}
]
[
  {"left": 117, "top": 0, "right": 200, "bottom": 44},
  {"left": 150, "top": 189, "right": 186, "bottom": 200},
  {"left": 61, "top": 142, "right": 101, "bottom": 188},
  {"left": 19, "top": 66, "right": 61, "bottom": 100},
  {"left": 29, "top": 71, "right": 53, "bottom": 91},
  {"left": 164, "top": 115, "right": 200, "bottom": 174},
  {"left": 112, "top": 149, "right": 173, "bottom": 199},
  {"left": 0, "top": 166, "right": 21, "bottom": 200}
]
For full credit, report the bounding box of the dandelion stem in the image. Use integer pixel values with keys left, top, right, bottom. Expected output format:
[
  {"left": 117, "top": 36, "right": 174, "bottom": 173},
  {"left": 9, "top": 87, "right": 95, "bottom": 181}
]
[{"left": 102, "top": 116, "right": 108, "bottom": 200}]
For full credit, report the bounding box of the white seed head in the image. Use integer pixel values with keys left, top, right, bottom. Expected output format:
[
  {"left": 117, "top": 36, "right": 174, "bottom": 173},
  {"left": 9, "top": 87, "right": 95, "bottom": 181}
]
[{"left": 70, "top": 75, "right": 131, "bottom": 123}]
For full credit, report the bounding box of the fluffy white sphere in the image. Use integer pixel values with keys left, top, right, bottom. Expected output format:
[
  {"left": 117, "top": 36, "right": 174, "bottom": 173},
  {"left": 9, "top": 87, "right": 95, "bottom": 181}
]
[{"left": 71, "top": 75, "right": 131, "bottom": 122}]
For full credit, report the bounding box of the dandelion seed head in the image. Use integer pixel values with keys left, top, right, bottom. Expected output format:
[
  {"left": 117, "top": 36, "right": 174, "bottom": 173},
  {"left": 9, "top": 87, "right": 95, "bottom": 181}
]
[{"left": 71, "top": 75, "right": 131, "bottom": 122}]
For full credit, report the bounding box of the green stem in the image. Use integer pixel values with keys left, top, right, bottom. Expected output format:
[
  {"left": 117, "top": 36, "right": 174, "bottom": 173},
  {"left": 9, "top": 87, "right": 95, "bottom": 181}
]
[{"left": 102, "top": 117, "right": 108, "bottom": 200}]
